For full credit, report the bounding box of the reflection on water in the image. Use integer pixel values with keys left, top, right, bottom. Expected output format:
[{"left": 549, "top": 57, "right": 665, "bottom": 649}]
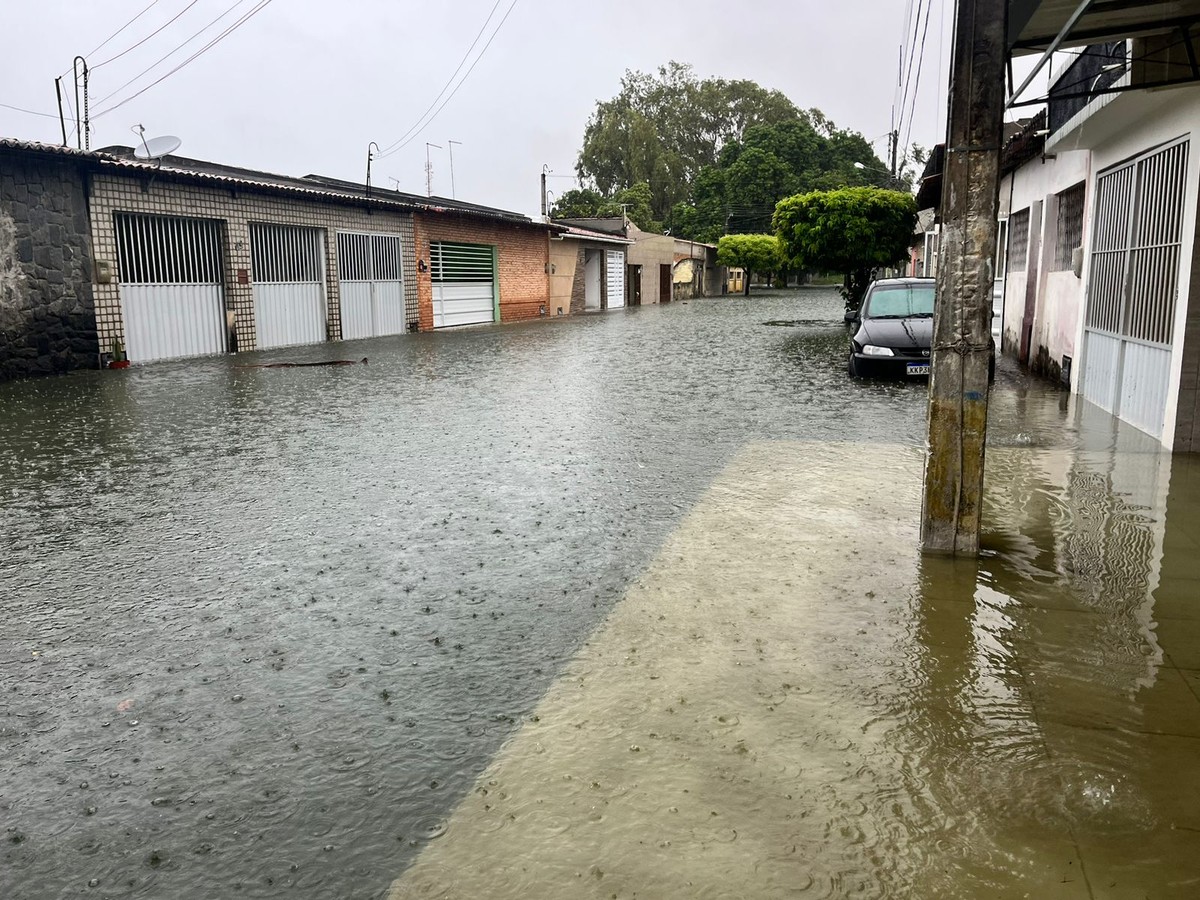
[{"left": 4, "top": 289, "right": 1200, "bottom": 898}]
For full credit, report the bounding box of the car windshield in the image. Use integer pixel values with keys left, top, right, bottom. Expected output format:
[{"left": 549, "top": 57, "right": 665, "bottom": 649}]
[{"left": 863, "top": 284, "right": 935, "bottom": 318}]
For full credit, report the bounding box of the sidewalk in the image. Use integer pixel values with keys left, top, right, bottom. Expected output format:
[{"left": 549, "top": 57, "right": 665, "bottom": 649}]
[{"left": 389, "top": 437, "right": 1200, "bottom": 898}]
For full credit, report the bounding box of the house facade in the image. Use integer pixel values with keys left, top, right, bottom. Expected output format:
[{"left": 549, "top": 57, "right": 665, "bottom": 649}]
[
  {"left": 1001, "top": 37, "right": 1200, "bottom": 450},
  {"left": 1, "top": 139, "right": 556, "bottom": 378},
  {"left": 547, "top": 223, "right": 632, "bottom": 315}
]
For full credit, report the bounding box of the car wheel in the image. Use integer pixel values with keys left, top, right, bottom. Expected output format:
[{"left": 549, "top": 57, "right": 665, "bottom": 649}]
[{"left": 848, "top": 353, "right": 862, "bottom": 378}]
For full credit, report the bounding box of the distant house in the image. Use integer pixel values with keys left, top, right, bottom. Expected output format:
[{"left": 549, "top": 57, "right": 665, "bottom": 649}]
[
  {"left": 0, "top": 138, "right": 555, "bottom": 377},
  {"left": 549, "top": 217, "right": 700, "bottom": 309},
  {"left": 547, "top": 222, "right": 632, "bottom": 315},
  {"left": 672, "top": 238, "right": 724, "bottom": 300}
]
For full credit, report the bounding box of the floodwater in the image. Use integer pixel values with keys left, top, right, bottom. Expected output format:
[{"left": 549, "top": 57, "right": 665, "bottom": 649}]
[{"left": 2, "top": 288, "right": 1198, "bottom": 898}]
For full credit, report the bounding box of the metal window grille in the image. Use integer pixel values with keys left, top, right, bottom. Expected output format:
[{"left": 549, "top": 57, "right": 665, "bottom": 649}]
[
  {"left": 250, "top": 223, "right": 322, "bottom": 283},
  {"left": 1086, "top": 139, "right": 1188, "bottom": 345},
  {"left": 337, "top": 232, "right": 372, "bottom": 281},
  {"left": 372, "top": 235, "right": 403, "bottom": 282},
  {"left": 1053, "top": 183, "right": 1086, "bottom": 271},
  {"left": 115, "top": 213, "right": 222, "bottom": 284},
  {"left": 1008, "top": 208, "right": 1031, "bottom": 271},
  {"left": 430, "top": 241, "right": 493, "bottom": 283}
]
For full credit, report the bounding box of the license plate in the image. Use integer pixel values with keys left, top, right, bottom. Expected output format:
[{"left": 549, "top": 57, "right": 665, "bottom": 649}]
[{"left": 906, "top": 363, "right": 931, "bottom": 376}]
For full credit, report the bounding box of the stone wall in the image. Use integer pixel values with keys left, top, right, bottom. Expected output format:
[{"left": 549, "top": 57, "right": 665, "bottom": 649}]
[{"left": 0, "top": 151, "right": 97, "bottom": 380}]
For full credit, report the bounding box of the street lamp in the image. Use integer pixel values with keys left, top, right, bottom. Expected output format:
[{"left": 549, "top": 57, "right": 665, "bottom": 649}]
[{"left": 853, "top": 160, "right": 901, "bottom": 189}]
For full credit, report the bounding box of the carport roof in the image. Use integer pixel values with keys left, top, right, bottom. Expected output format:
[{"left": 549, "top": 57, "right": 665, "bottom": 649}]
[
  {"left": 1009, "top": 0, "right": 1200, "bottom": 53},
  {"left": 553, "top": 223, "right": 632, "bottom": 245}
]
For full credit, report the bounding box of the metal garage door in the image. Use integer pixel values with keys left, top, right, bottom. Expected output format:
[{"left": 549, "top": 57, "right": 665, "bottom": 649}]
[
  {"left": 337, "top": 232, "right": 406, "bottom": 340},
  {"left": 115, "top": 214, "right": 225, "bottom": 363},
  {"left": 606, "top": 249, "right": 626, "bottom": 309},
  {"left": 1081, "top": 139, "right": 1188, "bottom": 439},
  {"left": 251, "top": 224, "right": 326, "bottom": 349},
  {"left": 431, "top": 241, "right": 495, "bottom": 328}
]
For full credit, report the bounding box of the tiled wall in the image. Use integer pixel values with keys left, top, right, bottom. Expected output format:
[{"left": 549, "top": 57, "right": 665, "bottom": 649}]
[{"left": 88, "top": 173, "right": 419, "bottom": 353}]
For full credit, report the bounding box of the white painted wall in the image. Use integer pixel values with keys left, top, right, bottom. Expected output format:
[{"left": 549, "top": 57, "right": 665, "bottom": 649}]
[
  {"left": 1069, "top": 86, "right": 1200, "bottom": 449},
  {"left": 998, "top": 149, "right": 1091, "bottom": 375}
]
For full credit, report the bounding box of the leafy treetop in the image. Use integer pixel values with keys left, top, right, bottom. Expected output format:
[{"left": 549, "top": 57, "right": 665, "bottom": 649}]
[{"left": 773, "top": 187, "right": 918, "bottom": 310}]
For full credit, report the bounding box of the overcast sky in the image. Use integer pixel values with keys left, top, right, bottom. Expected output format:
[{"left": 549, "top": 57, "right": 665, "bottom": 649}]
[{"left": 3, "top": 0, "right": 963, "bottom": 217}]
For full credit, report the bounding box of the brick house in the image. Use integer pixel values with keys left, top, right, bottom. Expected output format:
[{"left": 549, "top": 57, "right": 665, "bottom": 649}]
[{"left": 0, "top": 138, "right": 555, "bottom": 377}]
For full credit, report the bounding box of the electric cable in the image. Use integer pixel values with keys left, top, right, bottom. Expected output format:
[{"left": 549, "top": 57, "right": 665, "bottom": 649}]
[
  {"left": 376, "top": 0, "right": 520, "bottom": 159},
  {"left": 93, "top": 0, "right": 204, "bottom": 69},
  {"left": 92, "top": 0, "right": 275, "bottom": 119},
  {"left": 901, "top": 0, "right": 934, "bottom": 154},
  {"left": 895, "top": 0, "right": 926, "bottom": 143},
  {"left": 56, "top": 0, "right": 163, "bottom": 78},
  {"left": 90, "top": 0, "right": 254, "bottom": 109},
  {"left": 375, "top": 0, "right": 504, "bottom": 157},
  {"left": 0, "top": 101, "right": 62, "bottom": 121}
]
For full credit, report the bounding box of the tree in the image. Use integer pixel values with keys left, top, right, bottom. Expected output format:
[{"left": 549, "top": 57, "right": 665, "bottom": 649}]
[
  {"left": 577, "top": 63, "right": 799, "bottom": 221},
  {"left": 773, "top": 187, "right": 918, "bottom": 312},
  {"left": 716, "top": 234, "right": 783, "bottom": 296},
  {"left": 667, "top": 113, "right": 891, "bottom": 242},
  {"left": 551, "top": 182, "right": 662, "bottom": 232}
]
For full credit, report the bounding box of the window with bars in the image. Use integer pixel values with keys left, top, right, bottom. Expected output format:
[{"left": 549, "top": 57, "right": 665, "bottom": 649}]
[
  {"left": 250, "top": 223, "right": 323, "bottom": 283},
  {"left": 1008, "top": 208, "right": 1030, "bottom": 271},
  {"left": 115, "top": 213, "right": 222, "bottom": 284},
  {"left": 1053, "top": 183, "right": 1086, "bottom": 271},
  {"left": 337, "top": 233, "right": 404, "bottom": 283}
]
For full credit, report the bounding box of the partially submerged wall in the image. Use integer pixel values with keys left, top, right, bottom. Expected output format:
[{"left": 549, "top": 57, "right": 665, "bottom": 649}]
[{"left": 0, "top": 151, "right": 97, "bottom": 380}]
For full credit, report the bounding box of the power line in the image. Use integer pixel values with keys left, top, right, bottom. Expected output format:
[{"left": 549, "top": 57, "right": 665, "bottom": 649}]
[
  {"left": 92, "top": 0, "right": 275, "bottom": 119},
  {"left": 377, "top": 0, "right": 520, "bottom": 160},
  {"left": 93, "top": 0, "right": 204, "bottom": 69},
  {"left": 901, "top": 0, "right": 934, "bottom": 153},
  {"left": 0, "top": 101, "right": 62, "bottom": 121},
  {"left": 56, "top": 0, "right": 164, "bottom": 78},
  {"left": 895, "top": 0, "right": 926, "bottom": 144},
  {"left": 376, "top": 0, "right": 504, "bottom": 158},
  {"left": 90, "top": 0, "right": 253, "bottom": 110}
]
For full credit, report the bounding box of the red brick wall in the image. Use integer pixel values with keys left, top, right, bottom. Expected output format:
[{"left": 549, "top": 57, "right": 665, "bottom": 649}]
[{"left": 413, "top": 212, "right": 550, "bottom": 330}]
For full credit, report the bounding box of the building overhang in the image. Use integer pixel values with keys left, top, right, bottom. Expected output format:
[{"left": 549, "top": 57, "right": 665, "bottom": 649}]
[{"left": 1010, "top": 0, "right": 1200, "bottom": 55}]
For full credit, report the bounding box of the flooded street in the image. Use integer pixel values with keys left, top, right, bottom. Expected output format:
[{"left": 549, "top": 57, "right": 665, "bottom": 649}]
[{"left": 3, "top": 288, "right": 1199, "bottom": 898}]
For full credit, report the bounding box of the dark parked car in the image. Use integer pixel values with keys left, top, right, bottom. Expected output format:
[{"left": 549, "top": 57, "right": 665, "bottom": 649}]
[{"left": 847, "top": 278, "right": 935, "bottom": 378}]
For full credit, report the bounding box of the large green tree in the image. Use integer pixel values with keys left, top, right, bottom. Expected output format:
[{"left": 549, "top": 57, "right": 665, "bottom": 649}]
[
  {"left": 577, "top": 62, "right": 800, "bottom": 221},
  {"left": 773, "top": 187, "right": 918, "bottom": 312},
  {"left": 669, "top": 113, "right": 891, "bottom": 241},
  {"left": 716, "top": 234, "right": 783, "bottom": 296}
]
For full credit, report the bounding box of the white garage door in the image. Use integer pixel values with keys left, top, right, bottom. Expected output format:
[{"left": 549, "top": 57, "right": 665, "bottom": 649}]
[
  {"left": 251, "top": 224, "right": 326, "bottom": 350},
  {"left": 431, "top": 241, "right": 495, "bottom": 328},
  {"left": 606, "top": 249, "right": 626, "bottom": 309},
  {"left": 115, "top": 213, "right": 226, "bottom": 363},
  {"left": 1081, "top": 139, "right": 1187, "bottom": 440},
  {"left": 337, "top": 232, "right": 406, "bottom": 340}
]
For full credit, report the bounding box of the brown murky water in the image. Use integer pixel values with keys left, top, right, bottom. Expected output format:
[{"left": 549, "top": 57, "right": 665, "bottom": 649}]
[{"left": 3, "top": 288, "right": 1200, "bottom": 898}]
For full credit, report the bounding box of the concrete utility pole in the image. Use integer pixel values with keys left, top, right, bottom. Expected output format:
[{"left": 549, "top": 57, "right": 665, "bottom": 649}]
[
  {"left": 920, "top": 0, "right": 1007, "bottom": 557},
  {"left": 890, "top": 128, "right": 899, "bottom": 180}
]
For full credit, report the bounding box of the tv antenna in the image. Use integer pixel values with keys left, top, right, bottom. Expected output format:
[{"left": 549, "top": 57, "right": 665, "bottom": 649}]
[{"left": 425, "top": 142, "right": 442, "bottom": 197}]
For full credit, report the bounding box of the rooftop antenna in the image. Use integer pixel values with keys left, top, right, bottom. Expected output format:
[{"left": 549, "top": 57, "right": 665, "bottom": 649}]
[
  {"left": 388, "top": 177, "right": 401, "bottom": 191},
  {"left": 73, "top": 56, "right": 89, "bottom": 150},
  {"left": 425, "top": 142, "right": 442, "bottom": 197},
  {"left": 131, "top": 124, "right": 181, "bottom": 167},
  {"left": 447, "top": 140, "right": 462, "bottom": 199}
]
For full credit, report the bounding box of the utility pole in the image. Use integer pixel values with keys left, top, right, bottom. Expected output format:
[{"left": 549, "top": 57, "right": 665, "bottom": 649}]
[
  {"left": 541, "top": 165, "right": 550, "bottom": 220},
  {"left": 920, "top": 0, "right": 1007, "bottom": 556},
  {"left": 889, "top": 128, "right": 899, "bottom": 180},
  {"left": 425, "top": 142, "right": 441, "bottom": 197},
  {"left": 72, "top": 56, "right": 89, "bottom": 150},
  {"left": 447, "top": 140, "right": 461, "bottom": 199},
  {"left": 366, "top": 142, "right": 380, "bottom": 198}
]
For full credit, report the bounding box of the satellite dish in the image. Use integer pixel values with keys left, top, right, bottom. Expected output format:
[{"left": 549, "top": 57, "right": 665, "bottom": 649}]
[{"left": 134, "top": 135, "right": 182, "bottom": 160}]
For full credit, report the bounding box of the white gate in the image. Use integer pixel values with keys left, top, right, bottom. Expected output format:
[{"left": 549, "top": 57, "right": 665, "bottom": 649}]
[
  {"left": 250, "top": 224, "right": 326, "bottom": 350},
  {"left": 1081, "top": 139, "right": 1188, "bottom": 439},
  {"left": 606, "top": 249, "right": 625, "bottom": 309},
  {"left": 115, "top": 214, "right": 225, "bottom": 363},
  {"left": 337, "top": 232, "right": 406, "bottom": 340},
  {"left": 431, "top": 241, "right": 495, "bottom": 328}
]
